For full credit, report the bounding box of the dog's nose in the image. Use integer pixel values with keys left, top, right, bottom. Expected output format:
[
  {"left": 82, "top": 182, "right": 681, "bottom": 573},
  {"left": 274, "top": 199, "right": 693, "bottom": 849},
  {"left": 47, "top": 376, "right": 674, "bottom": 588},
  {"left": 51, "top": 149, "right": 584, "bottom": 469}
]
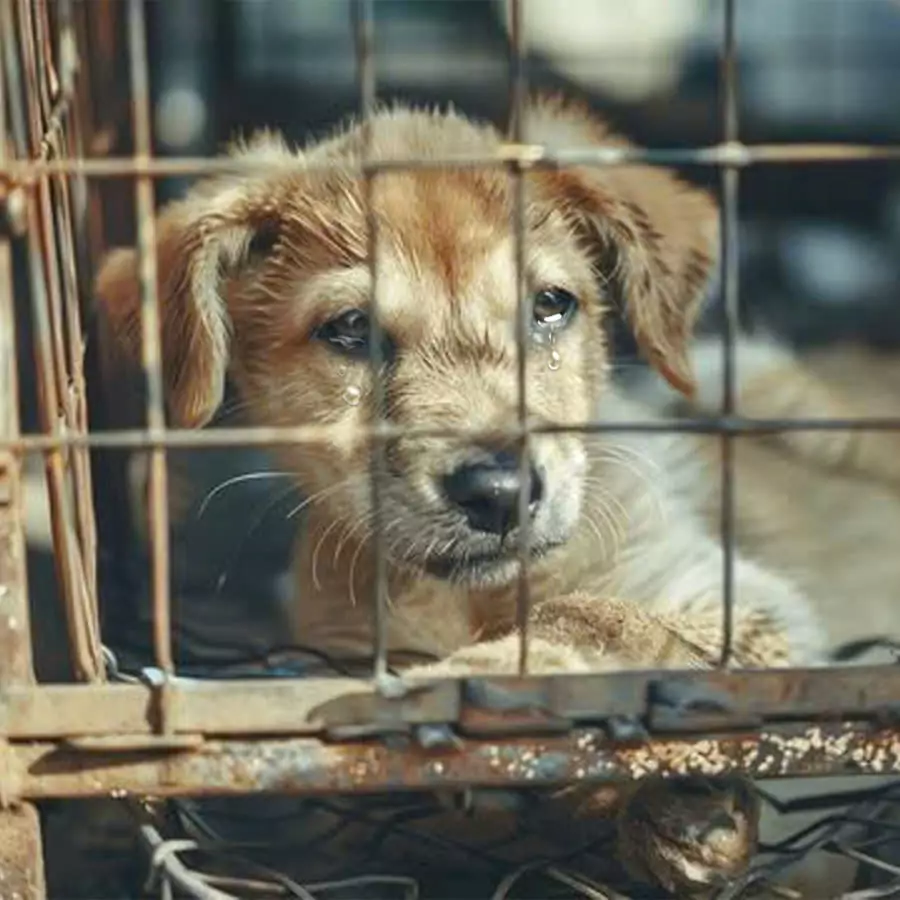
[{"left": 442, "top": 452, "right": 543, "bottom": 535}]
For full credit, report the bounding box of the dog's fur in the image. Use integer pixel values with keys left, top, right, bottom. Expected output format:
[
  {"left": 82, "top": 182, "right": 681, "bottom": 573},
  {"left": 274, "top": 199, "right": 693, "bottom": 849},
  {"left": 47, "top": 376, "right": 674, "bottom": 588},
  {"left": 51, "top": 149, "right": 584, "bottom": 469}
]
[{"left": 96, "top": 95, "right": 898, "bottom": 894}]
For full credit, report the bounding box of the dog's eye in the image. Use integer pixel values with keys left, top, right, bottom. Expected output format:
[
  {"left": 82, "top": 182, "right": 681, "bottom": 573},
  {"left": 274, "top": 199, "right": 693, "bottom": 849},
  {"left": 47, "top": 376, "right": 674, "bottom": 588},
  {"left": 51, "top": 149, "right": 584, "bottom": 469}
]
[
  {"left": 315, "top": 309, "right": 370, "bottom": 356},
  {"left": 532, "top": 287, "right": 577, "bottom": 328}
]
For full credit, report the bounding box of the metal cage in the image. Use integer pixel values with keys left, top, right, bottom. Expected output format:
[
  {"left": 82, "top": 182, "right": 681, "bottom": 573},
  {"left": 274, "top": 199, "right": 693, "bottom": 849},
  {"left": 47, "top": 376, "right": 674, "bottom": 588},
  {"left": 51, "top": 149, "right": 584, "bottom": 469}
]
[{"left": 3, "top": 0, "right": 900, "bottom": 897}]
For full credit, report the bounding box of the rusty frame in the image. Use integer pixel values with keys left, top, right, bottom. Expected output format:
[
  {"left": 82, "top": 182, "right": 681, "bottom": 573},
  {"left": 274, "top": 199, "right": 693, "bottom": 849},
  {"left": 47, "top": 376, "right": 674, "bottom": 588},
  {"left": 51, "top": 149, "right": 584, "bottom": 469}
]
[{"left": 0, "top": 0, "right": 899, "bottom": 848}]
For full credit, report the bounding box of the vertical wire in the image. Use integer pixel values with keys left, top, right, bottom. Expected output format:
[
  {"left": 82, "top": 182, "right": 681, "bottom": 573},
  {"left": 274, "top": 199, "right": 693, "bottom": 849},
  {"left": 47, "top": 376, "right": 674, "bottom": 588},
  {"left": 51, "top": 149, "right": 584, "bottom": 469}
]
[
  {"left": 0, "top": 0, "right": 36, "bottom": 685},
  {"left": 719, "top": 0, "right": 739, "bottom": 667},
  {"left": 127, "top": 0, "right": 173, "bottom": 679},
  {"left": 352, "top": 0, "right": 388, "bottom": 681},
  {"left": 507, "top": 0, "right": 531, "bottom": 676}
]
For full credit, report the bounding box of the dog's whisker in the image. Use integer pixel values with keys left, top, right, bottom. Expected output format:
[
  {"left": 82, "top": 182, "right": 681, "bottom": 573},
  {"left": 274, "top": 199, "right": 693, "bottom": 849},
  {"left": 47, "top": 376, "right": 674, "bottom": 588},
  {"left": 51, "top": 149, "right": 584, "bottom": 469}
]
[
  {"left": 347, "top": 521, "right": 375, "bottom": 610},
  {"left": 333, "top": 504, "right": 378, "bottom": 565},
  {"left": 197, "top": 470, "right": 293, "bottom": 518},
  {"left": 587, "top": 444, "right": 666, "bottom": 525},
  {"left": 578, "top": 496, "right": 624, "bottom": 570},
  {"left": 286, "top": 480, "right": 348, "bottom": 521},
  {"left": 310, "top": 516, "right": 347, "bottom": 593},
  {"left": 212, "top": 481, "right": 302, "bottom": 596}
]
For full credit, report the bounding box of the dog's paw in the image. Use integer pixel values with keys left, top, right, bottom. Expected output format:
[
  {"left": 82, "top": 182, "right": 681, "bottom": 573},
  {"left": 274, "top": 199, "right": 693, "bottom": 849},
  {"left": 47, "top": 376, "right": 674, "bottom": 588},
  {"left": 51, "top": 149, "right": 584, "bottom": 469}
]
[
  {"left": 530, "top": 594, "right": 710, "bottom": 669},
  {"left": 616, "top": 775, "right": 760, "bottom": 896},
  {"left": 401, "top": 634, "right": 594, "bottom": 679}
]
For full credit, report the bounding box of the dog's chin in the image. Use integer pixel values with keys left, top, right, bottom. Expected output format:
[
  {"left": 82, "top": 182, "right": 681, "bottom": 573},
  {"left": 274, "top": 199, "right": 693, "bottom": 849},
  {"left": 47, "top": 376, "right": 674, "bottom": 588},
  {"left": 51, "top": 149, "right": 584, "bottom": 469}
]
[{"left": 421, "top": 540, "right": 564, "bottom": 587}]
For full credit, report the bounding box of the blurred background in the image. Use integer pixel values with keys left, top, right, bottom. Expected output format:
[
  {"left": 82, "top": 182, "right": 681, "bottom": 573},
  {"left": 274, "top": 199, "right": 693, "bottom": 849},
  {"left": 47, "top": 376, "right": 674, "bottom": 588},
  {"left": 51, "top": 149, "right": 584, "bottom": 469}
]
[{"left": 145, "top": 0, "right": 900, "bottom": 346}]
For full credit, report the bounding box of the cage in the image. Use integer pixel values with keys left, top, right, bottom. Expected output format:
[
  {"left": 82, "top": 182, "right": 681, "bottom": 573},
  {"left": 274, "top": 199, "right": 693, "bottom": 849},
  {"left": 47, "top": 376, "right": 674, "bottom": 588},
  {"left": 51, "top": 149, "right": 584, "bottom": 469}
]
[{"left": 3, "top": 1, "right": 900, "bottom": 898}]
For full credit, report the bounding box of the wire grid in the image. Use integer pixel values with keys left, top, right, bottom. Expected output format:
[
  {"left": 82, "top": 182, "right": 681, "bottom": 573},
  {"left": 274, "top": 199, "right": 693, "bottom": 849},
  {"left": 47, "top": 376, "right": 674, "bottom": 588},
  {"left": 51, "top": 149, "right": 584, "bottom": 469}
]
[
  {"left": 6, "top": 0, "right": 892, "bottom": 679},
  {"left": 118, "top": 781, "right": 900, "bottom": 899},
  {"left": 1, "top": 0, "right": 104, "bottom": 681},
  {"left": 4, "top": 0, "right": 900, "bottom": 898}
]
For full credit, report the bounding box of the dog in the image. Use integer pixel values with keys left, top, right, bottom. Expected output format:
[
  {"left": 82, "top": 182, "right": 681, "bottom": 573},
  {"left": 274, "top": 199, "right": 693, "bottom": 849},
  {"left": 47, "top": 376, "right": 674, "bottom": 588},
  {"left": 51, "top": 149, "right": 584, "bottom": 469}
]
[{"left": 96, "top": 95, "right": 840, "bottom": 895}]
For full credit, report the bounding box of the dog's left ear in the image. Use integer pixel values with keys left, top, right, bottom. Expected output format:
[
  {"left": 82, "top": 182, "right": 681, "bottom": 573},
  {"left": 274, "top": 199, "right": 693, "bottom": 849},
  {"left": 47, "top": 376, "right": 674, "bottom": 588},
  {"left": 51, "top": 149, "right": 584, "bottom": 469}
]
[{"left": 525, "top": 95, "right": 719, "bottom": 396}]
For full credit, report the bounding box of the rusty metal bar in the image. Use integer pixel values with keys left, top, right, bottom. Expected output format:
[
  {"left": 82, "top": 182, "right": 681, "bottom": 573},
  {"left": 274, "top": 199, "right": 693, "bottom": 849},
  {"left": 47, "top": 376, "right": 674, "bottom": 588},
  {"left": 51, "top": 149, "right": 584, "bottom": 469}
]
[
  {"left": 0, "top": 453, "right": 34, "bottom": 687},
  {"left": 0, "top": 0, "right": 35, "bottom": 688},
  {"left": 18, "top": 0, "right": 104, "bottom": 681},
  {"left": 351, "top": 0, "right": 389, "bottom": 683},
  {"left": 506, "top": 0, "right": 532, "bottom": 677},
  {"left": 46, "top": 0, "right": 101, "bottom": 631},
  {"left": 718, "top": 0, "right": 739, "bottom": 666},
  {"left": 4, "top": 142, "right": 900, "bottom": 181},
  {"left": 23, "top": 180, "right": 103, "bottom": 681},
  {"left": 127, "top": 0, "right": 174, "bottom": 682},
  {"left": 0, "top": 802, "right": 46, "bottom": 900},
  {"left": 11, "top": 413, "right": 900, "bottom": 455},
  {"left": 3, "top": 665, "right": 900, "bottom": 741},
  {"left": 9, "top": 723, "right": 900, "bottom": 802}
]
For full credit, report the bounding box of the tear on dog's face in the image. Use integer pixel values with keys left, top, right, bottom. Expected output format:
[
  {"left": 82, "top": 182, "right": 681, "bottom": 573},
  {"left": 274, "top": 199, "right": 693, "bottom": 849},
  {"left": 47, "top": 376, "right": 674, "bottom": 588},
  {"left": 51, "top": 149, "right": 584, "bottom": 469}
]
[{"left": 97, "top": 96, "right": 718, "bottom": 588}]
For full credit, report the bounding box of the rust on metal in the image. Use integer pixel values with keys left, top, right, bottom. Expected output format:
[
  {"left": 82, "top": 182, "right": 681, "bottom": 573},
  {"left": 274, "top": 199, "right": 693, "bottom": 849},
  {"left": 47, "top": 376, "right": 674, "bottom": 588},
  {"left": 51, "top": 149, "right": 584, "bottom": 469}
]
[
  {"left": 3, "top": 0, "right": 105, "bottom": 683},
  {"left": 0, "top": 0, "right": 35, "bottom": 687},
  {"left": 8, "top": 724, "right": 900, "bottom": 801},
  {"left": 3, "top": 665, "right": 900, "bottom": 741},
  {"left": 0, "top": 802, "right": 46, "bottom": 900},
  {"left": 0, "top": 455, "right": 34, "bottom": 687}
]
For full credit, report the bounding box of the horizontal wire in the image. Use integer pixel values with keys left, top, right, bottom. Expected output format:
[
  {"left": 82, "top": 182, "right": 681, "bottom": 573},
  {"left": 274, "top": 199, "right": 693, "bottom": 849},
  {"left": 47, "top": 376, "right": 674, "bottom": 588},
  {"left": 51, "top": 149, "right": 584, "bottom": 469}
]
[
  {"left": 8, "top": 415, "right": 900, "bottom": 453},
  {"left": 4, "top": 142, "right": 900, "bottom": 181}
]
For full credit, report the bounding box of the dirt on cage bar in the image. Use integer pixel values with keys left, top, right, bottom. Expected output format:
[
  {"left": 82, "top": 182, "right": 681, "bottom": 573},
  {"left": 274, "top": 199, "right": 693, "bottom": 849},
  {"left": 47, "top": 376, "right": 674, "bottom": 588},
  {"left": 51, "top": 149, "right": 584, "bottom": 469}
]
[{"left": 5, "top": 0, "right": 900, "bottom": 898}]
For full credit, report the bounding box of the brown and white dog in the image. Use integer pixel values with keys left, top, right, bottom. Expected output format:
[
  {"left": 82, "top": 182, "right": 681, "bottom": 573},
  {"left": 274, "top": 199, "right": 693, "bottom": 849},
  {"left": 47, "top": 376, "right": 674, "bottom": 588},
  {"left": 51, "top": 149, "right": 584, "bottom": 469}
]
[{"left": 97, "top": 94, "right": 896, "bottom": 895}]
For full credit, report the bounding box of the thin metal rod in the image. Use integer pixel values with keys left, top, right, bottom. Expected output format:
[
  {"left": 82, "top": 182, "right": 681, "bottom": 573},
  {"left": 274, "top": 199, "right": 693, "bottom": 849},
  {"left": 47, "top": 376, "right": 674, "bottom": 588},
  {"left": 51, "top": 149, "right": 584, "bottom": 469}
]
[
  {"left": 25, "top": 190, "right": 102, "bottom": 680},
  {"left": 139, "top": 825, "right": 235, "bottom": 900},
  {"left": 5, "top": 142, "right": 900, "bottom": 180},
  {"left": 718, "top": 0, "right": 740, "bottom": 667},
  {"left": 9, "top": 413, "right": 900, "bottom": 454},
  {"left": 0, "top": 0, "right": 36, "bottom": 688},
  {"left": 127, "top": 0, "right": 174, "bottom": 679},
  {"left": 352, "top": 0, "right": 388, "bottom": 682},
  {"left": 507, "top": 0, "right": 531, "bottom": 676},
  {"left": 10, "top": 0, "right": 102, "bottom": 681}
]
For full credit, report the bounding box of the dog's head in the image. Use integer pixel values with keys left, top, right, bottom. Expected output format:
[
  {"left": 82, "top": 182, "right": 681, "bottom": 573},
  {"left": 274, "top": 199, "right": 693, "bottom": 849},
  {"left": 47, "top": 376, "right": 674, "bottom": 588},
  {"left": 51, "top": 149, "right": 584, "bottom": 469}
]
[{"left": 97, "top": 96, "right": 718, "bottom": 587}]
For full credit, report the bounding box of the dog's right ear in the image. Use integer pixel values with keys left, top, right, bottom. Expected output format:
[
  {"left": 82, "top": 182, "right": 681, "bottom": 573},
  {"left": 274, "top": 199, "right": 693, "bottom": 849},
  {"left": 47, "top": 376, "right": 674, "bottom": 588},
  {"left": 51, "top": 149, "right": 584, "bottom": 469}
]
[{"left": 94, "top": 133, "right": 293, "bottom": 429}]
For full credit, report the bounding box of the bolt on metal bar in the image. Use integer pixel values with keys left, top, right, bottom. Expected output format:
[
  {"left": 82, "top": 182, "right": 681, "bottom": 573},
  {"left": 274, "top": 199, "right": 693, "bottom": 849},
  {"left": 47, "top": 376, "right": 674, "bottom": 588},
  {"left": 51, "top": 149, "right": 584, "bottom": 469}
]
[
  {"left": 352, "top": 0, "right": 389, "bottom": 683},
  {"left": 507, "top": 0, "right": 532, "bottom": 677},
  {"left": 126, "top": 0, "right": 174, "bottom": 681},
  {"left": 718, "top": 0, "right": 739, "bottom": 668}
]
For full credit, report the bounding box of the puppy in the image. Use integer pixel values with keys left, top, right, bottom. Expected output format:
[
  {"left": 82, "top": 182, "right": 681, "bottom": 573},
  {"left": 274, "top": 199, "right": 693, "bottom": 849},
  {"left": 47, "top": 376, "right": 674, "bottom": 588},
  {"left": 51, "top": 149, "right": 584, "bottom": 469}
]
[{"left": 95, "top": 95, "right": 828, "bottom": 895}]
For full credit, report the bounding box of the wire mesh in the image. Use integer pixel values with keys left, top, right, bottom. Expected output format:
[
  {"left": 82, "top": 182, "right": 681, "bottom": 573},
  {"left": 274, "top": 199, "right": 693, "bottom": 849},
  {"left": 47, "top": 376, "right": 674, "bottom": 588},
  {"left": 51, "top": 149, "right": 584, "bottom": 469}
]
[
  {"left": 1, "top": 0, "right": 103, "bottom": 681},
  {"left": 717, "top": 0, "right": 739, "bottom": 667},
  {"left": 506, "top": 0, "right": 533, "bottom": 677},
  {"left": 351, "top": 0, "right": 390, "bottom": 684},
  {"left": 125, "top": 0, "right": 174, "bottom": 681},
  {"left": 4, "top": 0, "right": 900, "bottom": 898},
  {"left": 118, "top": 783, "right": 900, "bottom": 899}
]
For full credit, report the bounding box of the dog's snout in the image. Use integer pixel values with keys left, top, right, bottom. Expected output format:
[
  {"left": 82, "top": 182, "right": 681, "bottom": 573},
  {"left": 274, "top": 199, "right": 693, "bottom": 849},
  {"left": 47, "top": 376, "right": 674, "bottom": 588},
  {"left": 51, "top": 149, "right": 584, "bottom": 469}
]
[{"left": 442, "top": 452, "right": 544, "bottom": 535}]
